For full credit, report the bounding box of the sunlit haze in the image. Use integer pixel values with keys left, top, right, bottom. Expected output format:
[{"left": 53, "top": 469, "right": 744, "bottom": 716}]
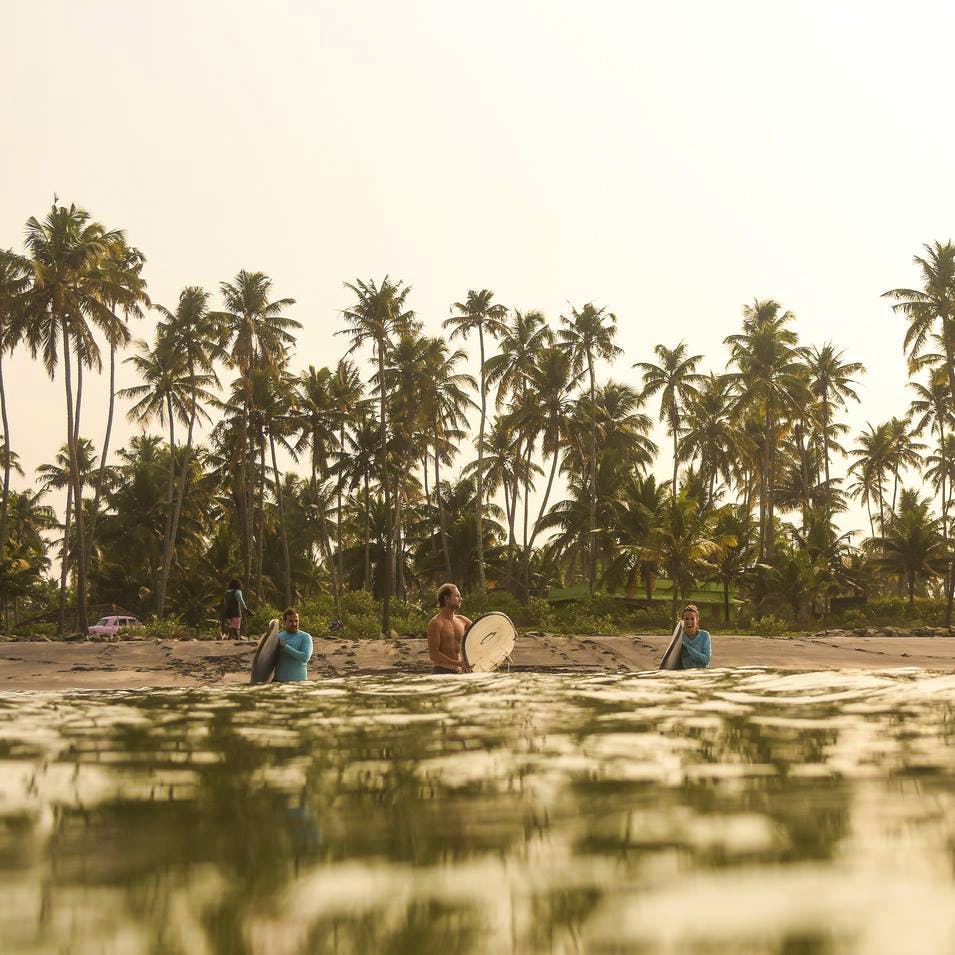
[{"left": 5, "top": 1, "right": 955, "bottom": 537}]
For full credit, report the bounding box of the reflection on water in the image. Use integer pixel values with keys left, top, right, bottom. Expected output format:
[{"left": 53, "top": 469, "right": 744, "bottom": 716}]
[{"left": 3, "top": 669, "right": 955, "bottom": 953}]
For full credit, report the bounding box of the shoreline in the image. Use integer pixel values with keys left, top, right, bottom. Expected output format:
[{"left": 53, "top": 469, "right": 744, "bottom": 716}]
[{"left": 0, "top": 632, "right": 953, "bottom": 691}]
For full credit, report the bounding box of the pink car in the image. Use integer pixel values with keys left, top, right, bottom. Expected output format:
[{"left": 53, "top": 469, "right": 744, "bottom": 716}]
[{"left": 88, "top": 615, "right": 143, "bottom": 637}]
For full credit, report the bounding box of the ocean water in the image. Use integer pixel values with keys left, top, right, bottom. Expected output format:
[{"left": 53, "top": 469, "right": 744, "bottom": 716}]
[{"left": 2, "top": 668, "right": 955, "bottom": 954}]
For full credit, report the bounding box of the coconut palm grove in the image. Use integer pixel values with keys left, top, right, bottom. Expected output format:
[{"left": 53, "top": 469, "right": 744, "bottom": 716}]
[{"left": 2, "top": 201, "right": 954, "bottom": 638}]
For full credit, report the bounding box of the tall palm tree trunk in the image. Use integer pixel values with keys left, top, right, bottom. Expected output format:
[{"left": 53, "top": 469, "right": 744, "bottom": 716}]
[
  {"left": 588, "top": 357, "right": 597, "bottom": 595},
  {"left": 62, "top": 325, "right": 89, "bottom": 634},
  {"left": 939, "top": 418, "right": 952, "bottom": 626},
  {"left": 504, "top": 470, "right": 518, "bottom": 595},
  {"left": 506, "top": 428, "right": 526, "bottom": 597},
  {"left": 822, "top": 392, "right": 832, "bottom": 489},
  {"left": 254, "top": 436, "right": 266, "bottom": 603},
  {"left": 159, "top": 394, "right": 177, "bottom": 615},
  {"left": 337, "top": 423, "right": 346, "bottom": 609},
  {"left": 523, "top": 449, "right": 560, "bottom": 602},
  {"left": 475, "top": 328, "right": 488, "bottom": 596},
  {"left": 422, "top": 453, "right": 437, "bottom": 561},
  {"left": 237, "top": 400, "right": 252, "bottom": 586},
  {"left": 85, "top": 341, "right": 117, "bottom": 591},
  {"left": 377, "top": 346, "right": 394, "bottom": 634},
  {"left": 522, "top": 442, "right": 531, "bottom": 576},
  {"left": 943, "top": 349, "right": 955, "bottom": 626},
  {"left": 433, "top": 425, "right": 453, "bottom": 580},
  {"left": 158, "top": 376, "right": 197, "bottom": 618},
  {"left": 269, "top": 432, "right": 293, "bottom": 607},
  {"left": 396, "top": 485, "right": 407, "bottom": 602},
  {"left": 671, "top": 425, "right": 679, "bottom": 505},
  {"left": 758, "top": 429, "right": 770, "bottom": 561},
  {"left": 57, "top": 480, "right": 73, "bottom": 638},
  {"left": 312, "top": 464, "right": 336, "bottom": 599},
  {"left": 0, "top": 348, "right": 11, "bottom": 555},
  {"left": 767, "top": 425, "right": 777, "bottom": 559},
  {"left": 362, "top": 470, "right": 371, "bottom": 591}
]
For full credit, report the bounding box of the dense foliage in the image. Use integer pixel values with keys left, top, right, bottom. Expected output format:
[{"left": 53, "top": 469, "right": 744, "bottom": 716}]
[{"left": 2, "top": 203, "right": 954, "bottom": 635}]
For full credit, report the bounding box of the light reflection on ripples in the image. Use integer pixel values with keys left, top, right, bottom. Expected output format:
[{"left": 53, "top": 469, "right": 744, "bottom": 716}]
[{"left": 1, "top": 669, "right": 955, "bottom": 953}]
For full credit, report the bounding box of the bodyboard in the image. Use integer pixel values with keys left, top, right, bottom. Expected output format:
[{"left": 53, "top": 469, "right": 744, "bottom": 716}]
[
  {"left": 250, "top": 618, "right": 281, "bottom": 684},
  {"left": 462, "top": 612, "right": 517, "bottom": 673},
  {"left": 659, "top": 620, "right": 684, "bottom": 671}
]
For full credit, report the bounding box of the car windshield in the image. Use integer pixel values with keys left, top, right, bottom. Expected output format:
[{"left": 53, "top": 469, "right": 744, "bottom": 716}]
[{"left": 96, "top": 618, "right": 109, "bottom": 627}]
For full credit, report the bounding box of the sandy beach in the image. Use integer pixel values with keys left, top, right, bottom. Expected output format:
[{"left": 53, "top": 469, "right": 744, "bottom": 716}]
[{"left": 0, "top": 632, "right": 953, "bottom": 690}]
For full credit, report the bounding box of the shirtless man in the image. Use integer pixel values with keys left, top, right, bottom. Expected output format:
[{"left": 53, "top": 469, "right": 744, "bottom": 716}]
[{"left": 427, "top": 583, "right": 473, "bottom": 673}]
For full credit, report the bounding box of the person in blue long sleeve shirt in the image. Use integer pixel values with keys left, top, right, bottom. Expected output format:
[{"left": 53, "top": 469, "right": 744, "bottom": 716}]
[
  {"left": 680, "top": 604, "right": 712, "bottom": 669},
  {"left": 274, "top": 608, "right": 312, "bottom": 682}
]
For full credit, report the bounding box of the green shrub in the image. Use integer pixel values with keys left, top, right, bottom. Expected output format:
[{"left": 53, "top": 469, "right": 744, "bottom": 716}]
[
  {"left": 139, "top": 617, "right": 198, "bottom": 639},
  {"left": 10, "top": 621, "right": 57, "bottom": 638},
  {"left": 247, "top": 604, "right": 283, "bottom": 636},
  {"left": 751, "top": 614, "right": 788, "bottom": 637}
]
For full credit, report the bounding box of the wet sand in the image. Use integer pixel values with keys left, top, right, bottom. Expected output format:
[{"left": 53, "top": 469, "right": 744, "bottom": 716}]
[{"left": 0, "top": 632, "right": 953, "bottom": 690}]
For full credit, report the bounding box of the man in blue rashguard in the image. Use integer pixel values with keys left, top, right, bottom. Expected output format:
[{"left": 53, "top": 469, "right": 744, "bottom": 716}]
[
  {"left": 274, "top": 608, "right": 312, "bottom": 682},
  {"left": 680, "top": 604, "right": 712, "bottom": 669}
]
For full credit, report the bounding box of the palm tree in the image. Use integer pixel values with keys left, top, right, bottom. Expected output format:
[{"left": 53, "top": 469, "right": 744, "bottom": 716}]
[
  {"left": 119, "top": 334, "right": 217, "bottom": 614},
  {"left": 558, "top": 303, "right": 621, "bottom": 593},
  {"left": 484, "top": 308, "right": 553, "bottom": 592},
  {"left": 340, "top": 276, "right": 417, "bottom": 634},
  {"left": 21, "top": 203, "right": 127, "bottom": 632},
  {"left": 509, "top": 346, "right": 577, "bottom": 599},
  {"left": 213, "top": 270, "right": 299, "bottom": 585},
  {"left": 416, "top": 338, "right": 475, "bottom": 582},
  {"left": 885, "top": 241, "right": 955, "bottom": 622},
  {"left": 0, "top": 250, "right": 29, "bottom": 554},
  {"left": 848, "top": 421, "right": 894, "bottom": 534},
  {"left": 656, "top": 490, "right": 719, "bottom": 619},
  {"left": 259, "top": 368, "right": 299, "bottom": 607},
  {"left": 603, "top": 473, "right": 669, "bottom": 601},
  {"left": 85, "top": 240, "right": 148, "bottom": 585},
  {"left": 709, "top": 505, "right": 757, "bottom": 623},
  {"left": 470, "top": 417, "right": 524, "bottom": 592},
  {"left": 152, "top": 287, "right": 219, "bottom": 617},
  {"left": 724, "top": 299, "right": 807, "bottom": 561},
  {"left": 874, "top": 493, "right": 946, "bottom": 609},
  {"left": 296, "top": 365, "right": 339, "bottom": 588},
  {"left": 561, "top": 382, "right": 656, "bottom": 497},
  {"left": 635, "top": 342, "right": 704, "bottom": 504},
  {"left": 338, "top": 401, "right": 382, "bottom": 591},
  {"left": 885, "top": 241, "right": 955, "bottom": 402},
  {"left": 329, "top": 360, "right": 364, "bottom": 601},
  {"left": 444, "top": 289, "right": 508, "bottom": 596},
  {"left": 910, "top": 373, "right": 954, "bottom": 538},
  {"left": 885, "top": 415, "right": 925, "bottom": 512},
  {"left": 37, "top": 439, "right": 97, "bottom": 634},
  {"left": 805, "top": 344, "right": 864, "bottom": 490},
  {"left": 681, "top": 373, "right": 738, "bottom": 511}
]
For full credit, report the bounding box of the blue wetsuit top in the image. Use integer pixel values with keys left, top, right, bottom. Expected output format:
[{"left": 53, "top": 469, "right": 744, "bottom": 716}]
[
  {"left": 681, "top": 629, "right": 711, "bottom": 669},
  {"left": 274, "top": 629, "right": 313, "bottom": 682}
]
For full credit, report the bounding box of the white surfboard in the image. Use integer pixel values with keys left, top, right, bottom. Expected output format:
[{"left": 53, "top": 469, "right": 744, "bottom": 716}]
[
  {"left": 659, "top": 620, "right": 684, "bottom": 671},
  {"left": 462, "top": 612, "right": 517, "bottom": 672},
  {"left": 250, "top": 618, "right": 281, "bottom": 683}
]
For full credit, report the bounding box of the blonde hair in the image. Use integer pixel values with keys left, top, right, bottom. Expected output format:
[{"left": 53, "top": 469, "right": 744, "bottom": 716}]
[
  {"left": 681, "top": 604, "right": 700, "bottom": 617},
  {"left": 437, "top": 583, "right": 458, "bottom": 607}
]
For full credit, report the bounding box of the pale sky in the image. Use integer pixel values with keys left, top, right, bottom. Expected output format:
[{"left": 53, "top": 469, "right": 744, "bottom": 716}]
[{"left": 4, "top": 1, "right": 955, "bottom": 541}]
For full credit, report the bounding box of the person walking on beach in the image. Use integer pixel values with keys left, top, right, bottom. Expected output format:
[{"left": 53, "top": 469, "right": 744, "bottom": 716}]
[
  {"left": 427, "top": 583, "right": 472, "bottom": 673},
  {"left": 221, "top": 578, "right": 249, "bottom": 640},
  {"left": 274, "top": 608, "right": 313, "bottom": 682},
  {"left": 680, "top": 604, "right": 712, "bottom": 668}
]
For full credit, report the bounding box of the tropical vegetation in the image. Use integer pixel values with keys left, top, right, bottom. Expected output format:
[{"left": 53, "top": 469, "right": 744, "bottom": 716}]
[{"left": 2, "top": 201, "right": 954, "bottom": 637}]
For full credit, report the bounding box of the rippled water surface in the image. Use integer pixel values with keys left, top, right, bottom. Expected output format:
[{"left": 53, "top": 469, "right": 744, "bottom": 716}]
[{"left": 3, "top": 668, "right": 955, "bottom": 954}]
